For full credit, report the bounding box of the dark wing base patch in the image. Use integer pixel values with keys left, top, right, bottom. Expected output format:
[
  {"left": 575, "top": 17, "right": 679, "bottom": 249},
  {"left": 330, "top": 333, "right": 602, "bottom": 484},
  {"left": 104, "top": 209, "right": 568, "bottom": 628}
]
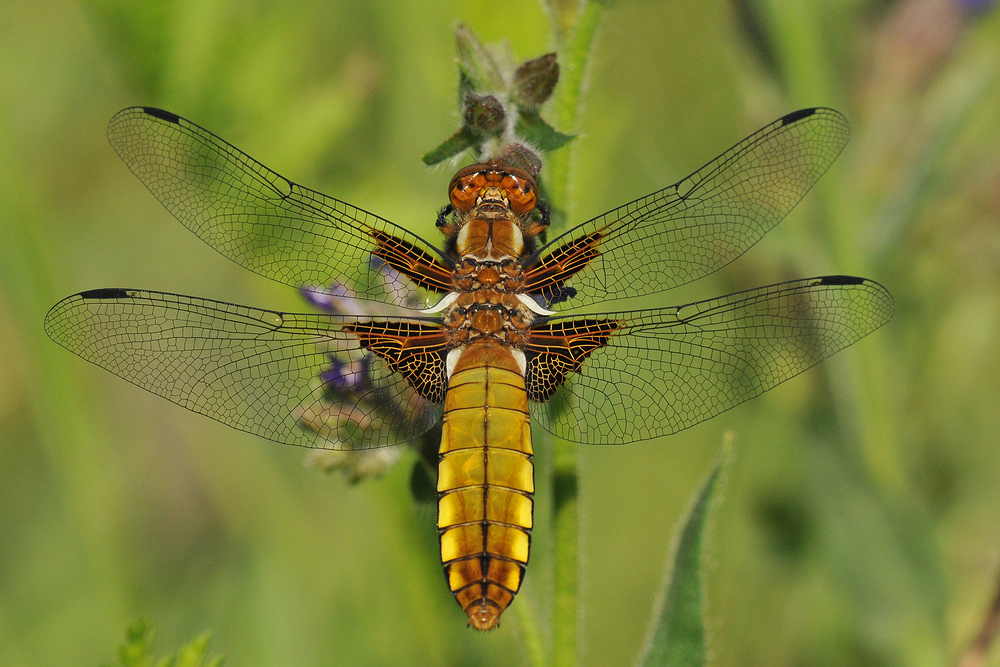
[
  {"left": 522, "top": 231, "right": 602, "bottom": 303},
  {"left": 43, "top": 289, "right": 444, "bottom": 450},
  {"left": 524, "top": 319, "right": 620, "bottom": 401},
  {"left": 527, "top": 276, "right": 894, "bottom": 444},
  {"left": 369, "top": 230, "right": 454, "bottom": 294},
  {"left": 344, "top": 321, "right": 449, "bottom": 402}
]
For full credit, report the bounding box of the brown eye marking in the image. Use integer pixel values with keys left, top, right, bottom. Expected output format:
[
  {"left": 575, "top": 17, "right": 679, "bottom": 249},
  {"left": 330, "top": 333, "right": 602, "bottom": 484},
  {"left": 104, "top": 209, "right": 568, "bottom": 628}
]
[
  {"left": 449, "top": 168, "right": 491, "bottom": 212},
  {"left": 503, "top": 172, "right": 537, "bottom": 216}
]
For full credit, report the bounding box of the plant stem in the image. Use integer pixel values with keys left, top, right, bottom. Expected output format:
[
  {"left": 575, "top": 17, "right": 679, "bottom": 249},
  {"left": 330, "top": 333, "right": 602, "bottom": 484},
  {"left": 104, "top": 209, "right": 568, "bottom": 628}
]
[
  {"left": 546, "top": 0, "right": 605, "bottom": 216},
  {"left": 513, "top": 588, "right": 548, "bottom": 667},
  {"left": 551, "top": 443, "right": 579, "bottom": 667},
  {"left": 543, "top": 3, "right": 605, "bottom": 665}
]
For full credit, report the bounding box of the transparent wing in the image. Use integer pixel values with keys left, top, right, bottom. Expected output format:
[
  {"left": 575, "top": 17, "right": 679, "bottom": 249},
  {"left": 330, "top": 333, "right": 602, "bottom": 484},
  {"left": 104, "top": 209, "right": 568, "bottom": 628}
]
[
  {"left": 107, "top": 107, "right": 453, "bottom": 307},
  {"left": 44, "top": 288, "right": 445, "bottom": 449},
  {"left": 526, "top": 108, "right": 851, "bottom": 309},
  {"left": 529, "top": 276, "right": 893, "bottom": 444}
]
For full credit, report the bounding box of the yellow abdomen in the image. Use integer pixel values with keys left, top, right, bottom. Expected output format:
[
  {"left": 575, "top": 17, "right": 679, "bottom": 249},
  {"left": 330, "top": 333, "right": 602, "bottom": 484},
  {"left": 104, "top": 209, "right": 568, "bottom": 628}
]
[{"left": 438, "top": 340, "right": 533, "bottom": 631}]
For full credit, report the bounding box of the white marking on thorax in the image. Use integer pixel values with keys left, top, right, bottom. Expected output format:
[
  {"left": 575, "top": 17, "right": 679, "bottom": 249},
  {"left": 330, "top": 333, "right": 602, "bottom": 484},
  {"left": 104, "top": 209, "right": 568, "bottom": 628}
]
[
  {"left": 508, "top": 223, "right": 524, "bottom": 255},
  {"left": 516, "top": 294, "right": 556, "bottom": 316},
  {"left": 456, "top": 223, "right": 470, "bottom": 251},
  {"left": 446, "top": 346, "right": 465, "bottom": 379},
  {"left": 510, "top": 349, "right": 527, "bottom": 376},
  {"left": 420, "top": 291, "right": 460, "bottom": 314}
]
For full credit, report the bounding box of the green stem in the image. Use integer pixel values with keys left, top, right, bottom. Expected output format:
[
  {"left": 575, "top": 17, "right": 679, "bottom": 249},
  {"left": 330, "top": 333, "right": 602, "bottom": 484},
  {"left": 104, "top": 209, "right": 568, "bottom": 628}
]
[
  {"left": 542, "top": 4, "right": 605, "bottom": 665},
  {"left": 551, "top": 444, "right": 579, "bottom": 667},
  {"left": 546, "top": 0, "right": 605, "bottom": 215},
  {"left": 513, "top": 587, "right": 548, "bottom": 667}
]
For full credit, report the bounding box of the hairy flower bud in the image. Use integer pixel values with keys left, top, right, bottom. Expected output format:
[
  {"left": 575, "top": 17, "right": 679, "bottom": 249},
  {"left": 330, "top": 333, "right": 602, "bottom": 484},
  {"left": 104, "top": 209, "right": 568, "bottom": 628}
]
[
  {"left": 463, "top": 93, "right": 507, "bottom": 135},
  {"left": 497, "top": 142, "right": 542, "bottom": 178},
  {"left": 513, "top": 52, "right": 559, "bottom": 108}
]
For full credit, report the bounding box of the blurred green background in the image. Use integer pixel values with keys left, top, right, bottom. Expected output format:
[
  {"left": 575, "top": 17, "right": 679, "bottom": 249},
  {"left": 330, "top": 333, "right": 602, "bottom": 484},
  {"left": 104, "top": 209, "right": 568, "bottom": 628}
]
[{"left": 2, "top": 0, "right": 1000, "bottom": 665}]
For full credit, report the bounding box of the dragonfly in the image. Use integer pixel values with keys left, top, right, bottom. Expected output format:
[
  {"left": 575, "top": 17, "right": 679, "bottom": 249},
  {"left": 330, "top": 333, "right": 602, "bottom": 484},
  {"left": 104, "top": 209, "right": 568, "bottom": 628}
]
[{"left": 45, "top": 106, "right": 893, "bottom": 630}]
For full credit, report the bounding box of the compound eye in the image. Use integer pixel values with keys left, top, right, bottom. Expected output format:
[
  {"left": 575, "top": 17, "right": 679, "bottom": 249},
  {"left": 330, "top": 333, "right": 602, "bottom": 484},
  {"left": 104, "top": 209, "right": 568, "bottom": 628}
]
[
  {"left": 449, "top": 168, "right": 487, "bottom": 212},
  {"left": 502, "top": 173, "right": 537, "bottom": 215}
]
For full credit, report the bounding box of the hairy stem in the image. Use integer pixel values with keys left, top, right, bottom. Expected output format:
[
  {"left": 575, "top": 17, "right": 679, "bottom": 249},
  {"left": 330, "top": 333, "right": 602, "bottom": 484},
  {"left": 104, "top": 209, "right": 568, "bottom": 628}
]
[
  {"left": 543, "top": 3, "right": 605, "bottom": 665},
  {"left": 546, "top": 0, "right": 605, "bottom": 217}
]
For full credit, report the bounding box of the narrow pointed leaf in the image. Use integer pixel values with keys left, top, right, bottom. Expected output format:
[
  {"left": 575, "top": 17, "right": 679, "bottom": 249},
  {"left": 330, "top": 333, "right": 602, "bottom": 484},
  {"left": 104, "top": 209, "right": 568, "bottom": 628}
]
[
  {"left": 515, "top": 109, "right": 575, "bottom": 151},
  {"left": 455, "top": 23, "right": 505, "bottom": 91},
  {"left": 422, "top": 127, "right": 478, "bottom": 165},
  {"left": 638, "top": 439, "right": 733, "bottom": 667},
  {"left": 458, "top": 68, "right": 476, "bottom": 109}
]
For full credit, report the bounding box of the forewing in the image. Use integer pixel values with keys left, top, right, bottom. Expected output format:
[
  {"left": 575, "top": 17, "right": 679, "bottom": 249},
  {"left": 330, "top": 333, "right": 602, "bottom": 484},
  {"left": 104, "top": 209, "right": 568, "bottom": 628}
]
[
  {"left": 44, "top": 289, "right": 446, "bottom": 449},
  {"left": 524, "top": 109, "right": 851, "bottom": 308},
  {"left": 528, "top": 276, "right": 893, "bottom": 444},
  {"left": 107, "top": 107, "right": 453, "bottom": 306}
]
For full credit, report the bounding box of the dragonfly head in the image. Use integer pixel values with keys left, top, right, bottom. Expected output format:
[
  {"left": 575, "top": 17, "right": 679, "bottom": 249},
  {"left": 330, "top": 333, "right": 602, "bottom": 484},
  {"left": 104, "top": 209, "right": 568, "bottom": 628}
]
[{"left": 448, "top": 161, "right": 537, "bottom": 217}]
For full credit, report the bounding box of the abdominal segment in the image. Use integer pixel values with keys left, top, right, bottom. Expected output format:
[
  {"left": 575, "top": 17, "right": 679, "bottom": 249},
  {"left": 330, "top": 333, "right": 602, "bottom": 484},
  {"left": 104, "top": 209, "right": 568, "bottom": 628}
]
[{"left": 437, "top": 341, "right": 533, "bottom": 631}]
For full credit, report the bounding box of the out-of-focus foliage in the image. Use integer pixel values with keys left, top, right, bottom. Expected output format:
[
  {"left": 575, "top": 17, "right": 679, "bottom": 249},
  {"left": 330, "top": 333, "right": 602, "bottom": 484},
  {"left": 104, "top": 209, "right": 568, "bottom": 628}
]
[
  {"left": 2, "top": 1, "right": 1000, "bottom": 666},
  {"left": 103, "top": 618, "right": 223, "bottom": 667}
]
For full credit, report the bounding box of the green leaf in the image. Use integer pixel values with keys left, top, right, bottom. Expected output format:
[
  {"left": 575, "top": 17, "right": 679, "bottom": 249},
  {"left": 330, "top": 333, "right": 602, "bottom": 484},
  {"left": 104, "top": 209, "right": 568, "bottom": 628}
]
[
  {"left": 637, "top": 437, "right": 734, "bottom": 667},
  {"left": 514, "top": 109, "right": 575, "bottom": 152},
  {"left": 457, "top": 68, "right": 476, "bottom": 110},
  {"left": 104, "top": 619, "right": 224, "bottom": 667},
  {"left": 421, "top": 127, "right": 478, "bottom": 166},
  {"left": 174, "top": 632, "right": 224, "bottom": 667},
  {"left": 109, "top": 618, "right": 153, "bottom": 667},
  {"left": 455, "top": 23, "right": 505, "bottom": 92}
]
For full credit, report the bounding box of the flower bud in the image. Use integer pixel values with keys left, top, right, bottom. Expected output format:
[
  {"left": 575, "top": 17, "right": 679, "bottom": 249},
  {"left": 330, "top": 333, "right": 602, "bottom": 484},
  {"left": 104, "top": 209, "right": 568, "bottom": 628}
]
[
  {"left": 498, "top": 142, "right": 542, "bottom": 178},
  {"left": 463, "top": 94, "right": 507, "bottom": 135},
  {"left": 513, "top": 52, "right": 559, "bottom": 108}
]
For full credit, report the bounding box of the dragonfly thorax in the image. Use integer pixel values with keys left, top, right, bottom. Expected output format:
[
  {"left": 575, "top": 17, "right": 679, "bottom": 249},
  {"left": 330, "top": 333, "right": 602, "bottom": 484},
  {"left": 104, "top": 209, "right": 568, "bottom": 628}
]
[{"left": 455, "top": 218, "right": 525, "bottom": 261}]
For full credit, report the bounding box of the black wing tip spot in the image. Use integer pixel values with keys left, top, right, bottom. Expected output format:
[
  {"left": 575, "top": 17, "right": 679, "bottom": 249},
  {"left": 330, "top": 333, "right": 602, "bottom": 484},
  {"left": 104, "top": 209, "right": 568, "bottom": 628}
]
[
  {"left": 817, "top": 275, "right": 866, "bottom": 286},
  {"left": 781, "top": 108, "right": 818, "bottom": 125},
  {"left": 79, "top": 288, "right": 131, "bottom": 300},
  {"left": 142, "top": 107, "right": 181, "bottom": 124}
]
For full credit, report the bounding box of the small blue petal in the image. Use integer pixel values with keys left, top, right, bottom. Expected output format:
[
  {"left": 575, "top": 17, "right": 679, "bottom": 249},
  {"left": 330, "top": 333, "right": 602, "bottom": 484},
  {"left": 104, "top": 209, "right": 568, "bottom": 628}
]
[
  {"left": 319, "top": 354, "right": 374, "bottom": 392},
  {"left": 320, "top": 356, "right": 356, "bottom": 390},
  {"left": 301, "top": 284, "right": 350, "bottom": 312},
  {"left": 960, "top": 0, "right": 995, "bottom": 15}
]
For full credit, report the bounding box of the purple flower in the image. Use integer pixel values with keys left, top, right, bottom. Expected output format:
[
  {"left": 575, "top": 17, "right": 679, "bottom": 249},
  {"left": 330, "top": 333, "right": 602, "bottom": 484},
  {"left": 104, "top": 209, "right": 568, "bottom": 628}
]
[
  {"left": 300, "top": 283, "right": 351, "bottom": 314},
  {"left": 319, "top": 354, "right": 371, "bottom": 392},
  {"left": 960, "top": 0, "right": 994, "bottom": 15}
]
